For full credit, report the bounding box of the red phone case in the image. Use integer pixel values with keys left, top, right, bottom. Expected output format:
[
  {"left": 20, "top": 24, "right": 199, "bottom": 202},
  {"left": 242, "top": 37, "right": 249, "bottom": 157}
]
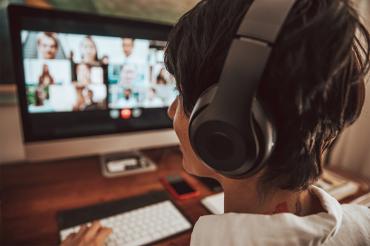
[{"left": 160, "top": 176, "right": 200, "bottom": 200}]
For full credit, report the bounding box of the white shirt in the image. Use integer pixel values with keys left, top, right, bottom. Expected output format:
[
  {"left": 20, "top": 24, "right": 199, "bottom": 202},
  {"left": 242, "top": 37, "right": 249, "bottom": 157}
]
[{"left": 191, "top": 186, "right": 370, "bottom": 245}]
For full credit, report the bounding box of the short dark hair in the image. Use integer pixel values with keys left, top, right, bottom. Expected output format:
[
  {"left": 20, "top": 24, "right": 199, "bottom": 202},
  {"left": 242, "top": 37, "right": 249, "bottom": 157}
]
[{"left": 165, "top": 0, "right": 370, "bottom": 190}]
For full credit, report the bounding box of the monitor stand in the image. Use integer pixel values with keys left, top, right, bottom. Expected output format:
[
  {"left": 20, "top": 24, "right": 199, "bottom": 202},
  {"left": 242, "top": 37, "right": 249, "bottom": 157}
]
[{"left": 100, "top": 150, "right": 157, "bottom": 178}]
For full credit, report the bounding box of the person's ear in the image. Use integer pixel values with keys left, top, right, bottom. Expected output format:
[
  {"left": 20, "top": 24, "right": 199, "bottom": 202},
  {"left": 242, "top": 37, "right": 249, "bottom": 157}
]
[{"left": 167, "top": 96, "right": 178, "bottom": 120}]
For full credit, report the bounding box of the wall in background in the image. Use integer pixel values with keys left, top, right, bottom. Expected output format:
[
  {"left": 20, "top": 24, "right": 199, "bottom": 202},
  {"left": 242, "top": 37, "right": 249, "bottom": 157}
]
[
  {"left": 25, "top": 0, "right": 200, "bottom": 24},
  {"left": 329, "top": 0, "right": 370, "bottom": 178},
  {"left": 331, "top": 85, "right": 370, "bottom": 178}
]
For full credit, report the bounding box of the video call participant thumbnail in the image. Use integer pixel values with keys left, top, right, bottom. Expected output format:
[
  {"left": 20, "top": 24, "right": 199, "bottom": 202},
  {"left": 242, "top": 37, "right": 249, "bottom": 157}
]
[
  {"left": 23, "top": 31, "right": 66, "bottom": 59},
  {"left": 37, "top": 32, "right": 59, "bottom": 59}
]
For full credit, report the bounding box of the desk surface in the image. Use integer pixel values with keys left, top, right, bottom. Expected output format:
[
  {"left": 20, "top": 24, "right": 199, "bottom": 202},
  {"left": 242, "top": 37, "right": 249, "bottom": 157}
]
[
  {"left": 1, "top": 147, "right": 369, "bottom": 246},
  {"left": 1, "top": 147, "right": 215, "bottom": 246}
]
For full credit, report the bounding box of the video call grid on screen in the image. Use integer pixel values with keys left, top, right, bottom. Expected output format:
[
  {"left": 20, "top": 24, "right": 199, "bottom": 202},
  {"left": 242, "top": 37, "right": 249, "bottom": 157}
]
[
  {"left": 22, "top": 30, "right": 177, "bottom": 114},
  {"left": 9, "top": 6, "right": 176, "bottom": 142}
]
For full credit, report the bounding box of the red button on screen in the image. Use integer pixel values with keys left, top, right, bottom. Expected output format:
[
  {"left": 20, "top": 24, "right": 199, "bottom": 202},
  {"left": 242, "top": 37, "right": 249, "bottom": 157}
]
[{"left": 120, "top": 109, "right": 132, "bottom": 119}]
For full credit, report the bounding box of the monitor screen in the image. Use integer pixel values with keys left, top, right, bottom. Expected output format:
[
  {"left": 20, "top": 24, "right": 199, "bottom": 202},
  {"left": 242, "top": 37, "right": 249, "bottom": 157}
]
[
  {"left": 22, "top": 32, "right": 176, "bottom": 113},
  {"left": 10, "top": 6, "right": 176, "bottom": 142}
]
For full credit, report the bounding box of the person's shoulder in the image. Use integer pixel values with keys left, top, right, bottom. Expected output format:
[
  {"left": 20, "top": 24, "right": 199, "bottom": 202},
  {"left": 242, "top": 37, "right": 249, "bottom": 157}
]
[
  {"left": 191, "top": 212, "right": 336, "bottom": 246},
  {"left": 342, "top": 204, "right": 370, "bottom": 220},
  {"left": 324, "top": 204, "right": 370, "bottom": 245}
]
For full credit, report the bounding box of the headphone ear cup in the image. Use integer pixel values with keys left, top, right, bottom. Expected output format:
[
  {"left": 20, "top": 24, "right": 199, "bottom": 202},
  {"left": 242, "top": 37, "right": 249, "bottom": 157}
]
[
  {"left": 251, "top": 99, "right": 277, "bottom": 172},
  {"left": 189, "top": 86, "right": 261, "bottom": 177},
  {"left": 251, "top": 115, "right": 265, "bottom": 164},
  {"left": 189, "top": 92, "right": 276, "bottom": 178}
]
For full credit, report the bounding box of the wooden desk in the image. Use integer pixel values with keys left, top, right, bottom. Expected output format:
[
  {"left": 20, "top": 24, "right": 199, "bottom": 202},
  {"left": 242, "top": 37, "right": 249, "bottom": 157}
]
[
  {"left": 1, "top": 147, "right": 369, "bottom": 245},
  {"left": 0, "top": 147, "right": 214, "bottom": 246}
]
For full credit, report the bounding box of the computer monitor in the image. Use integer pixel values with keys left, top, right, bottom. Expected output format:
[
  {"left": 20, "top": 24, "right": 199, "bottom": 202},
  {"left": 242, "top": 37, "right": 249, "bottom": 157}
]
[{"left": 8, "top": 5, "right": 179, "bottom": 161}]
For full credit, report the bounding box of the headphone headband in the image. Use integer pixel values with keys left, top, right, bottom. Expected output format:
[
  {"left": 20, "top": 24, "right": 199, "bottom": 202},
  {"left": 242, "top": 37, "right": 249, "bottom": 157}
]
[{"left": 238, "top": 0, "right": 296, "bottom": 43}]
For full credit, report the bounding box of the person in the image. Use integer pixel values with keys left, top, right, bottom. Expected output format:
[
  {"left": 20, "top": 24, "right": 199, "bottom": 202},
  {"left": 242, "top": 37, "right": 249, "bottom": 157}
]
[
  {"left": 37, "top": 32, "right": 59, "bottom": 59},
  {"left": 142, "top": 87, "right": 164, "bottom": 108},
  {"left": 116, "top": 88, "right": 137, "bottom": 108},
  {"left": 77, "top": 36, "right": 107, "bottom": 85},
  {"left": 84, "top": 89, "right": 100, "bottom": 111},
  {"left": 73, "top": 85, "right": 87, "bottom": 112},
  {"left": 119, "top": 38, "right": 139, "bottom": 86},
  {"left": 156, "top": 67, "right": 176, "bottom": 85},
  {"left": 34, "top": 87, "right": 47, "bottom": 106},
  {"left": 61, "top": 0, "right": 370, "bottom": 245},
  {"left": 119, "top": 64, "right": 138, "bottom": 86},
  {"left": 38, "top": 64, "right": 55, "bottom": 87},
  {"left": 119, "top": 38, "right": 148, "bottom": 86},
  {"left": 37, "top": 64, "right": 55, "bottom": 100},
  {"left": 122, "top": 38, "right": 135, "bottom": 60},
  {"left": 101, "top": 55, "right": 109, "bottom": 65},
  {"left": 75, "top": 63, "right": 92, "bottom": 86},
  {"left": 156, "top": 68, "right": 168, "bottom": 85},
  {"left": 80, "top": 36, "right": 100, "bottom": 65}
]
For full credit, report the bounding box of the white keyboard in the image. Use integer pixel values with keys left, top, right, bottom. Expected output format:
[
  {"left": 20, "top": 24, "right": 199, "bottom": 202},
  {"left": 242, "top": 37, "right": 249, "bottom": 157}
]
[{"left": 59, "top": 192, "right": 192, "bottom": 246}]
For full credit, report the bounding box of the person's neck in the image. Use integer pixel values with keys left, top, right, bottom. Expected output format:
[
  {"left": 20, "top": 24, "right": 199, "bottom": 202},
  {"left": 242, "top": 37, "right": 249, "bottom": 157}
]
[{"left": 217, "top": 175, "right": 320, "bottom": 216}]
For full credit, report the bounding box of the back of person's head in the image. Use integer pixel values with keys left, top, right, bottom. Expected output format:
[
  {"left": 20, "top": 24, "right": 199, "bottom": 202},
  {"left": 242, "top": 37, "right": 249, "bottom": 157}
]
[{"left": 165, "top": 0, "right": 370, "bottom": 191}]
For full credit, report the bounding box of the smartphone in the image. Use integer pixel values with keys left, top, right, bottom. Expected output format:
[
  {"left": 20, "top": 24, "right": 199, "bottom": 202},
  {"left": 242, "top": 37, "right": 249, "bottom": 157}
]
[{"left": 161, "top": 175, "right": 199, "bottom": 200}]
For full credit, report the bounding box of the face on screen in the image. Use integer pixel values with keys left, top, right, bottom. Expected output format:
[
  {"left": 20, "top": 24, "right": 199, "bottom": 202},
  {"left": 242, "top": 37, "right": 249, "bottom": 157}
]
[{"left": 21, "top": 31, "right": 177, "bottom": 114}]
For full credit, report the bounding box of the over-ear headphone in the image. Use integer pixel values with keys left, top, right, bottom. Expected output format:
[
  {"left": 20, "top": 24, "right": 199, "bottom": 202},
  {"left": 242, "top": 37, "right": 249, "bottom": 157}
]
[{"left": 189, "top": 0, "right": 297, "bottom": 178}]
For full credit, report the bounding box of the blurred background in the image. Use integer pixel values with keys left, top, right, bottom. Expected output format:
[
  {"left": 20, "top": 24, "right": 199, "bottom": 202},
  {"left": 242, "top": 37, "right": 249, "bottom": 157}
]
[
  {"left": 0, "top": 0, "right": 200, "bottom": 85},
  {"left": 0, "top": 0, "right": 368, "bottom": 85},
  {"left": 0, "top": 0, "right": 370, "bottom": 178}
]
